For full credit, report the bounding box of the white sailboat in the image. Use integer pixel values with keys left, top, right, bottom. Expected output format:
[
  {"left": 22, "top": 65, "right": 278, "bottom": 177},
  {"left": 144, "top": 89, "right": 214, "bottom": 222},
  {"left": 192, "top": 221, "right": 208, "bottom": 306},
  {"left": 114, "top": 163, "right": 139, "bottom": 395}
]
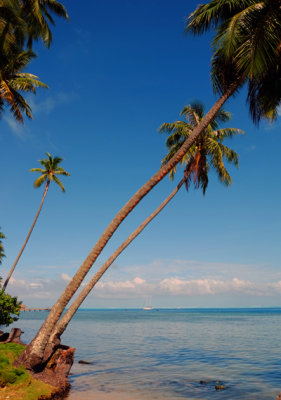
[{"left": 142, "top": 296, "right": 153, "bottom": 310}]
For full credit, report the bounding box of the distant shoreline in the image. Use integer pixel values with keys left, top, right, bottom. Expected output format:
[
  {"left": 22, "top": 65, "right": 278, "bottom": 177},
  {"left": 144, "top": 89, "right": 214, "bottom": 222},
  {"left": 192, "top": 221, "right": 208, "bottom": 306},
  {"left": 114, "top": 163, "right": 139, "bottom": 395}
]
[{"left": 22, "top": 306, "right": 281, "bottom": 312}]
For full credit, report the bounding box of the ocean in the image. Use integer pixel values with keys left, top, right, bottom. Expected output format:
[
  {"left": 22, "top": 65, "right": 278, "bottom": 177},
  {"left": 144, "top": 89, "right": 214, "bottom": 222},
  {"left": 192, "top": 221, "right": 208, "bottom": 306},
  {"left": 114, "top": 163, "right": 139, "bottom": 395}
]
[{"left": 12, "top": 308, "right": 281, "bottom": 399}]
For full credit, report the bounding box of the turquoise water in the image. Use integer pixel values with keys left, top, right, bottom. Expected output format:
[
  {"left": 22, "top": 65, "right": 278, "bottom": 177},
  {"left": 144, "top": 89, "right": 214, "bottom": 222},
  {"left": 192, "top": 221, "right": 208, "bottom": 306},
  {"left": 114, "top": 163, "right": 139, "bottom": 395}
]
[{"left": 13, "top": 308, "right": 281, "bottom": 399}]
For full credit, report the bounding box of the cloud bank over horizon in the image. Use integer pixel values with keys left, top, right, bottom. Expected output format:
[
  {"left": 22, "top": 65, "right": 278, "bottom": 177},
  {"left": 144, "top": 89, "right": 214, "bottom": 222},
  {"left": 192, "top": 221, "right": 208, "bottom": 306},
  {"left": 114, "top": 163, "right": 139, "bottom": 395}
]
[{"left": 5, "top": 258, "right": 281, "bottom": 308}]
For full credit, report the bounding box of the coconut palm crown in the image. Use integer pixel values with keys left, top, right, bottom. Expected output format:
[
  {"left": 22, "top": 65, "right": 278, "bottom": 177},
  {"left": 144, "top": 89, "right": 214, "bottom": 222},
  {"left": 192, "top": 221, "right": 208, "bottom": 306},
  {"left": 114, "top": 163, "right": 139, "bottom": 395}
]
[
  {"left": 0, "top": 48, "right": 48, "bottom": 122},
  {"left": 160, "top": 102, "right": 244, "bottom": 194},
  {"left": 30, "top": 152, "right": 70, "bottom": 192},
  {"left": 185, "top": 0, "right": 281, "bottom": 122},
  {"left": 0, "top": 0, "right": 68, "bottom": 123}
]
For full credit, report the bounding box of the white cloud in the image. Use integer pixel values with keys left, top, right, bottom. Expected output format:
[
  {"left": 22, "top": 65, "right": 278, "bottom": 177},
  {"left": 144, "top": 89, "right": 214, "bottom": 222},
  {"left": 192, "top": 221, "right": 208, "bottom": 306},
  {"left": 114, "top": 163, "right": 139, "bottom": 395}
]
[
  {"left": 159, "top": 277, "right": 257, "bottom": 296},
  {"left": 5, "top": 258, "right": 281, "bottom": 307},
  {"left": 133, "top": 277, "right": 145, "bottom": 285},
  {"left": 61, "top": 273, "right": 72, "bottom": 282},
  {"left": 3, "top": 114, "right": 27, "bottom": 138},
  {"left": 28, "top": 91, "right": 79, "bottom": 116}
]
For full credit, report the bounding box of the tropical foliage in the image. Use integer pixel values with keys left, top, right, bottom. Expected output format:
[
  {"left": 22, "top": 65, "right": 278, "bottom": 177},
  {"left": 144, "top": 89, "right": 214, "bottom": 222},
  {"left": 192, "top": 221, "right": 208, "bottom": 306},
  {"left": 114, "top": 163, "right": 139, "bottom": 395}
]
[
  {"left": 3, "top": 153, "right": 70, "bottom": 291},
  {"left": 0, "top": 278, "right": 21, "bottom": 326},
  {"left": 30, "top": 152, "right": 70, "bottom": 192},
  {"left": 186, "top": 0, "right": 281, "bottom": 122},
  {"left": 160, "top": 102, "right": 243, "bottom": 193},
  {"left": 0, "top": 0, "right": 68, "bottom": 123},
  {"left": 0, "top": 48, "right": 47, "bottom": 122},
  {"left": 20, "top": 0, "right": 69, "bottom": 49}
]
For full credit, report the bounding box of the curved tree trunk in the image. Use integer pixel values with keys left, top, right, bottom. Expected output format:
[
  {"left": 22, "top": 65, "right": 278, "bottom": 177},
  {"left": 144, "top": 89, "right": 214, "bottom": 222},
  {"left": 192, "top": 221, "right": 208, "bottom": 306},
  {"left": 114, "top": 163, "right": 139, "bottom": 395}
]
[
  {"left": 3, "top": 180, "right": 50, "bottom": 291},
  {"left": 17, "top": 84, "right": 238, "bottom": 370},
  {"left": 50, "top": 177, "right": 186, "bottom": 342}
]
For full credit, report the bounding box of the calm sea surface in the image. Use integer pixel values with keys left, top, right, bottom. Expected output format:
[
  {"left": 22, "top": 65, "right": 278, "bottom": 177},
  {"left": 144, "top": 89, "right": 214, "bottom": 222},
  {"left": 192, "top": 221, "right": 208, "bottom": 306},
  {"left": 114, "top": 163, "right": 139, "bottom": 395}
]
[{"left": 13, "top": 308, "right": 281, "bottom": 399}]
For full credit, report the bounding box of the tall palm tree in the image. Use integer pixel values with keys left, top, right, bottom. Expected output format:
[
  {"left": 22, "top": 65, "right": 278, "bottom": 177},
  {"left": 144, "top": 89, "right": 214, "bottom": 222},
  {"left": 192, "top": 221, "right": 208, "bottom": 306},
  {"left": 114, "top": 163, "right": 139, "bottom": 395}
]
[
  {"left": 0, "top": 230, "right": 5, "bottom": 264},
  {"left": 17, "top": 1, "right": 281, "bottom": 370},
  {"left": 3, "top": 153, "right": 70, "bottom": 291},
  {"left": 48, "top": 103, "right": 242, "bottom": 345}
]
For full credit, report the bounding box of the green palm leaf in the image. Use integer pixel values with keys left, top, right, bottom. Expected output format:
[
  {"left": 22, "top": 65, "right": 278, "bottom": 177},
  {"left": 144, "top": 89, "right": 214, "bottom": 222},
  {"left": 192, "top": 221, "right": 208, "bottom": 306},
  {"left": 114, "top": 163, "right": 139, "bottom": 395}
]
[
  {"left": 161, "top": 102, "right": 242, "bottom": 193},
  {"left": 31, "top": 152, "right": 70, "bottom": 191},
  {"left": 33, "top": 174, "right": 47, "bottom": 188},
  {"left": 185, "top": 0, "right": 281, "bottom": 122},
  {"left": 52, "top": 175, "right": 65, "bottom": 192}
]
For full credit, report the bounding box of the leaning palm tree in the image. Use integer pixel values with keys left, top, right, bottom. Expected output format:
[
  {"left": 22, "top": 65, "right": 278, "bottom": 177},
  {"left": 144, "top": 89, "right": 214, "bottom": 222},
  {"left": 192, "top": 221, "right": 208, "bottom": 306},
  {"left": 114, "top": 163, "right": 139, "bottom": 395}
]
[
  {"left": 3, "top": 153, "right": 70, "bottom": 291},
  {"left": 48, "top": 102, "right": 243, "bottom": 345},
  {"left": 17, "top": 1, "right": 281, "bottom": 370}
]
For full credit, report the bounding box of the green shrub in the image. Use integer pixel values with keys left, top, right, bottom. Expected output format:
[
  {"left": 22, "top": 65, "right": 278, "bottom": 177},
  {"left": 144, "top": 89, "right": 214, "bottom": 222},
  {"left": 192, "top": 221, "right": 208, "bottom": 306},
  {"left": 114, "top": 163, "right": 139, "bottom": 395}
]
[{"left": 0, "top": 279, "right": 22, "bottom": 326}]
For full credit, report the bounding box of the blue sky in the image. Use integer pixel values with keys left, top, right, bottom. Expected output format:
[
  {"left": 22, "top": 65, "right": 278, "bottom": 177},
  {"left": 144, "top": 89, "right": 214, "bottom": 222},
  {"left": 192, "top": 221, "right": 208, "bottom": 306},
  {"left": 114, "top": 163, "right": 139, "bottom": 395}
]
[{"left": 1, "top": 0, "right": 281, "bottom": 308}]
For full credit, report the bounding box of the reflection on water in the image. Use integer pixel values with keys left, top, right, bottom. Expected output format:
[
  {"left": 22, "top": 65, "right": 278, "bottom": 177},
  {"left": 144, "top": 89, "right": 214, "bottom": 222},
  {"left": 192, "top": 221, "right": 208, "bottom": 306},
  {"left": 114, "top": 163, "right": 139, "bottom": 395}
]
[{"left": 13, "top": 309, "right": 281, "bottom": 399}]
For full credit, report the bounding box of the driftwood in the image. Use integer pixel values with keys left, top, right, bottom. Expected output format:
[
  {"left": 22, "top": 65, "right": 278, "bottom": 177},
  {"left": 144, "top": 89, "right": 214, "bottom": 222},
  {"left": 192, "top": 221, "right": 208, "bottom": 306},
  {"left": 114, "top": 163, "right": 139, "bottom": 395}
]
[
  {"left": 0, "top": 328, "right": 24, "bottom": 344},
  {"left": 5, "top": 328, "right": 24, "bottom": 344}
]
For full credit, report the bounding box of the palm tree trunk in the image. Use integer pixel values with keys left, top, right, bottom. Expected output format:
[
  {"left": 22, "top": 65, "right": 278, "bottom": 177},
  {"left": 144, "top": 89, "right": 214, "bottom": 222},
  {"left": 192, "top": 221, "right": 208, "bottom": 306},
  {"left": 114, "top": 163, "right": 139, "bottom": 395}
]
[
  {"left": 50, "top": 177, "right": 185, "bottom": 342},
  {"left": 3, "top": 180, "right": 50, "bottom": 291},
  {"left": 17, "top": 83, "right": 238, "bottom": 370}
]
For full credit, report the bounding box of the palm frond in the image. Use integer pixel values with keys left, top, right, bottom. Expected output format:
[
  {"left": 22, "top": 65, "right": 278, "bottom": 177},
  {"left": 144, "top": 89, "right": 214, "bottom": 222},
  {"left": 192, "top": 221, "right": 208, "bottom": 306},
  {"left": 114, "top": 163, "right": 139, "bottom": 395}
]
[
  {"left": 30, "top": 167, "right": 46, "bottom": 173},
  {"left": 53, "top": 175, "right": 65, "bottom": 192},
  {"left": 185, "top": 0, "right": 255, "bottom": 35},
  {"left": 212, "top": 127, "right": 245, "bottom": 140},
  {"left": 54, "top": 169, "right": 70, "bottom": 176},
  {"left": 160, "top": 101, "right": 242, "bottom": 193},
  {"left": 33, "top": 174, "right": 47, "bottom": 188}
]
